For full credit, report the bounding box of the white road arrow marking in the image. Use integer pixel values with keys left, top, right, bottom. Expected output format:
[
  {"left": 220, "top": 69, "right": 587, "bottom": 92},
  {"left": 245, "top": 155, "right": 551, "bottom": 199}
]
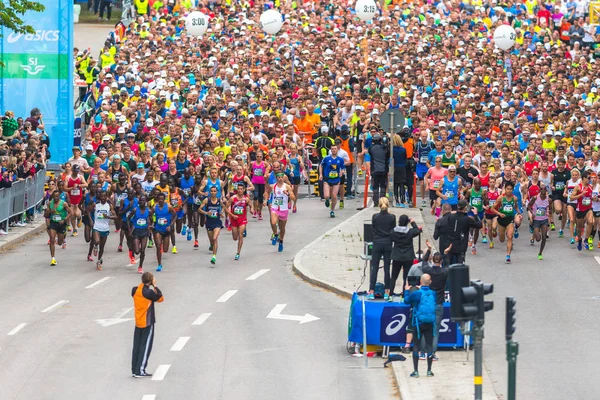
[
  {"left": 95, "top": 307, "right": 133, "bottom": 327},
  {"left": 266, "top": 304, "right": 320, "bottom": 324}
]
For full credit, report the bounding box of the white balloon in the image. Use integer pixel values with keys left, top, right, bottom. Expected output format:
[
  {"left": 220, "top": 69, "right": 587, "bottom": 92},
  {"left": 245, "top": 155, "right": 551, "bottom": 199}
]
[
  {"left": 493, "top": 24, "right": 516, "bottom": 51},
  {"left": 260, "top": 9, "right": 284, "bottom": 35},
  {"left": 185, "top": 11, "right": 209, "bottom": 37},
  {"left": 355, "top": 0, "right": 378, "bottom": 22}
]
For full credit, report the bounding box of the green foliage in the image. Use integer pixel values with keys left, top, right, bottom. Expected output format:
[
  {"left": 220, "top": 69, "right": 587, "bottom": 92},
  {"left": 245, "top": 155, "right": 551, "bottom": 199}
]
[
  {"left": 0, "top": 0, "right": 45, "bottom": 36},
  {"left": 0, "top": 0, "right": 45, "bottom": 66}
]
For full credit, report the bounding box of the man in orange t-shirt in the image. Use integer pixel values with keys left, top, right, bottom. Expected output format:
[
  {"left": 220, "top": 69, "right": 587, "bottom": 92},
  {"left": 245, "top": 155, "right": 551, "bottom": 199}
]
[{"left": 294, "top": 107, "right": 319, "bottom": 144}]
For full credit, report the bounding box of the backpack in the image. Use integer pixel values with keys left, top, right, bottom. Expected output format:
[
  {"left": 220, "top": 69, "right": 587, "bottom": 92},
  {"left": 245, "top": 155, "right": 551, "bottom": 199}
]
[
  {"left": 374, "top": 282, "right": 385, "bottom": 298},
  {"left": 414, "top": 288, "right": 436, "bottom": 324}
]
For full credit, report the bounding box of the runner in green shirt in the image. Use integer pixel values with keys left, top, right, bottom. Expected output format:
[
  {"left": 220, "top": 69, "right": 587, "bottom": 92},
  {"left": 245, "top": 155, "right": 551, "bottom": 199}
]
[{"left": 45, "top": 191, "right": 73, "bottom": 266}]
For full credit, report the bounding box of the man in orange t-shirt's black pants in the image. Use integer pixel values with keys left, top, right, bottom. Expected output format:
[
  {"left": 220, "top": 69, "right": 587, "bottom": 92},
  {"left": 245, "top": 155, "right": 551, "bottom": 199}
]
[{"left": 131, "top": 272, "right": 164, "bottom": 377}]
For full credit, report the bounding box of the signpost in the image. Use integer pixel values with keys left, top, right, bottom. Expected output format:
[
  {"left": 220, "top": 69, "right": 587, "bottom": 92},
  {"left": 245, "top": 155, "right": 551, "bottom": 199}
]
[{"left": 379, "top": 109, "right": 405, "bottom": 206}]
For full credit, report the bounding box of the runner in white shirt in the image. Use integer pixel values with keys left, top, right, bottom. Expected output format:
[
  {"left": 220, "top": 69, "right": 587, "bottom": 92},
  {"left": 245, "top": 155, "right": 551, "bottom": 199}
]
[
  {"left": 91, "top": 190, "right": 116, "bottom": 270},
  {"left": 141, "top": 170, "right": 159, "bottom": 196},
  {"left": 269, "top": 172, "right": 295, "bottom": 253}
]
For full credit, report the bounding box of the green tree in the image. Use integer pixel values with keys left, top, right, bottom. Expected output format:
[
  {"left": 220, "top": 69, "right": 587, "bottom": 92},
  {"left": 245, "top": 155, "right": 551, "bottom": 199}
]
[
  {"left": 0, "top": 0, "right": 45, "bottom": 36},
  {"left": 0, "top": 0, "right": 45, "bottom": 66}
]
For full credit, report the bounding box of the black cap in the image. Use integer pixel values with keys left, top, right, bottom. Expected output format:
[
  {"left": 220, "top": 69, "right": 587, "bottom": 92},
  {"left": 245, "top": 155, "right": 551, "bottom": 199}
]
[{"left": 458, "top": 199, "right": 468, "bottom": 210}]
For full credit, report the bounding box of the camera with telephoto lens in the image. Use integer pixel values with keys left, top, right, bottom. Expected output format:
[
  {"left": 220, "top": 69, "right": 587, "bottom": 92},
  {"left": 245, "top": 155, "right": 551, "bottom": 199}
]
[{"left": 400, "top": 126, "right": 412, "bottom": 142}]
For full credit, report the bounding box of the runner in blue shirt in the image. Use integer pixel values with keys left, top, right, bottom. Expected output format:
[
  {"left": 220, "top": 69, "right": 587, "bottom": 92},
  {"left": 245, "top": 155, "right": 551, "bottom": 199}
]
[{"left": 319, "top": 145, "right": 346, "bottom": 218}]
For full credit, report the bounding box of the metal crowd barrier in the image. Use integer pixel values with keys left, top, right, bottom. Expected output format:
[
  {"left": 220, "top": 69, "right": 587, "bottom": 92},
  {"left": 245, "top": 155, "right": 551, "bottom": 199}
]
[{"left": 0, "top": 169, "right": 46, "bottom": 225}]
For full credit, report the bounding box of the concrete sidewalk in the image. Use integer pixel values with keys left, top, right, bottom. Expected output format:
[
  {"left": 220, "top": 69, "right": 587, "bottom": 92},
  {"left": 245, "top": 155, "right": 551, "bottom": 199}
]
[
  {"left": 0, "top": 217, "right": 46, "bottom": 253},
  {"left": 293, "top": 205, "right": 499, "bottom": 400}
]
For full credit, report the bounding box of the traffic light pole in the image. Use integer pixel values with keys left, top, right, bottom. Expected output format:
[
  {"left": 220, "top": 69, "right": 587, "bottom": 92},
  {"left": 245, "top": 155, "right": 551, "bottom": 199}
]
[
  {"left": 473, "top": 281, "right": 484, "bottom": 400},
  {"left": 506, "top": 340, "right": 519, "bottom": 400},
  {"left": 473, "top": 320, "right": 484, "bottom": 400},
  {"left": 506, "top": 297, "right": 518, "bottom": 400}
]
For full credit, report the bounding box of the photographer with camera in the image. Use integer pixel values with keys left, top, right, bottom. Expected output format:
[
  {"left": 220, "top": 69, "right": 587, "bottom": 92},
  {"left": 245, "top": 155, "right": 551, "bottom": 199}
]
[
  {"left": 131, "top": 271, "right": 164, "bottom": 378},
  {"left": 368, "top": 128, "right": 390, "bottom": 205}
]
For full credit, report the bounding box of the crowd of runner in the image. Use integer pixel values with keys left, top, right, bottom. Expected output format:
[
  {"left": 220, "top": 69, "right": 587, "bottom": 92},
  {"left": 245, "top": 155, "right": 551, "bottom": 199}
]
[{"left": 51, "top": 0, "right": 600, "bottom": 270}]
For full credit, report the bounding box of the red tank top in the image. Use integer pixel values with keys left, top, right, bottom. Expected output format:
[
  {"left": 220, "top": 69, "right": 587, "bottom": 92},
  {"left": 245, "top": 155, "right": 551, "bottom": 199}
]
[
  {"left": 486, "top": 190, "right": 500, "bottom": 215},
  {"left": 479, "top": 173, "right": 490, "bottom": 191},
  {"left": 577, "top": 183, "right": 593, "bottom": 212},
  {"left": 68, "top": 176, "right": 83, "bottom": 199},
  {"left": 231, "top": 196, "right": 249, "bottom": 217},
  {"left": 528, "top": 181, "right": 540, "bottom": 199}
]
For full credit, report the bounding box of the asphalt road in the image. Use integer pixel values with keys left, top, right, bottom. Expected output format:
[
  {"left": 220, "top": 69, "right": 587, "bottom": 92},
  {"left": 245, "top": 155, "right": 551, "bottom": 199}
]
[
  {"left": 0, "top": 194, "right": 394, "bottom": 400},
  {"left": 74, "top": 24, "right": 114, "bottom": 56},
  {"left": 421, "top": 206, "right": 600, "bottom": 400}
]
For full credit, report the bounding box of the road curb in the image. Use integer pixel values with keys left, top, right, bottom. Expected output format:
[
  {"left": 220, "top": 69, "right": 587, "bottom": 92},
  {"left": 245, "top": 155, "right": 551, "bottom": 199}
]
[
  {"left": 292, "top": 206, "right": 373, "bottom": 299},
  {"left": 0, "top": 222, "right": 46, "bottom": 253}
]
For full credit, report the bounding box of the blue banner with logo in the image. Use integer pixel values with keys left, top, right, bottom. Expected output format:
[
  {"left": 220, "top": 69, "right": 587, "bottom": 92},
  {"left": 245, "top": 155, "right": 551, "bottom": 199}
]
[
  {"left": 348, "top": 293, "right": 468, "bottom": 348},
  {"left": 0, "top": 0, "right": 74, "bottom": 163}
]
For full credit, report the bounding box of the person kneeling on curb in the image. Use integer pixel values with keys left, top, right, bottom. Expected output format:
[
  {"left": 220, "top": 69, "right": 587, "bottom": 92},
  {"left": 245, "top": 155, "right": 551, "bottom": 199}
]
[{"left": 403, "top": 273, "right": 436, "bottom": 378}]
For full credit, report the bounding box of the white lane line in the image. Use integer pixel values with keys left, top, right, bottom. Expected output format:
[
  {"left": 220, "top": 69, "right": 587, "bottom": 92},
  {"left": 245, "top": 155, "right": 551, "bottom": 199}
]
[
  {"left": 151, "top": 364, "right": 171, "bottom": 381},
  {"left": 595, "top": 256, "right": 600, "bottom": 265},
  {"left": 192, "top": 313, "right": 212, "bottom": 326},
  {"left": 7, "top": 323, "right": 27, "bottom": 336},
  {"left": 170, "top": 336, "right": 190, "bottom": 352},
  {"left": 216, "top": 290, "right": 238, "bottom": 303},
  {"left": 246, "top": 269, "right": 270, "bottom": 281},
  {"left": 41, "top": 300, "right": 69, "bottom": 313},
  {"left": 141, "top": 395, "right": 156, "bottom": 400},
  {"left": 85, "top": 276, "right": 113, "bottom": 289}
]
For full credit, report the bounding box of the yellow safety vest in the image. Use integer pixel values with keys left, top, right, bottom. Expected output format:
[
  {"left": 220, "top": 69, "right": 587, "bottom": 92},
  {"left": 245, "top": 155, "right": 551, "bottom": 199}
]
[
  {"left": 78, "top": 57, "right": 89, "bottom": 76},
  {"left": 84, "top": 66, "right": 95, "bottom": 84},
  {"left": 100, "top": 52, "right": 115, "bottom": 68},
  {"left": 135, "top": 0, "right": 149, "bottom": 15}
]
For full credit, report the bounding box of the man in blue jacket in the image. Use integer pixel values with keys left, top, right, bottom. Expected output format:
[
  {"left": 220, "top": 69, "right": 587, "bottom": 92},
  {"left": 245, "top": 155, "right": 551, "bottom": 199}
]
[{"left": 404, "top": 273, "right": 436, "bottom": 378}]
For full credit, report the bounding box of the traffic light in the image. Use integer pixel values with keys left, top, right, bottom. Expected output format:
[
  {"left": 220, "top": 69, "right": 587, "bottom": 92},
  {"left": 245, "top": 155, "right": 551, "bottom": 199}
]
[
  {"left": 506, "top": 297, "right": 517, "bottom": 341},
  {"left": 449, "top": 264, "right": 471, "bottom": 322},
  {"left": 482, "top": 282, "right": 494, "bottom": 317},
  {"left": 449, "top": 264, "right": 494, "bottom": 322}
]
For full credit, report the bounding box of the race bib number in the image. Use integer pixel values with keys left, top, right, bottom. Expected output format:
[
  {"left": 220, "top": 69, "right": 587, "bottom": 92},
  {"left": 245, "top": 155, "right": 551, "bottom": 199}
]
[
  {"left": 194, "top": 196, "right": 202, "bottom": 205},
  {"left": 445, "top": 190, "right": 454, "bottom": 198},
  {"left": 535, "top": 207, "right": 546, "bottom": 217},
  {"left": 273, "top": 197, "right": 284, "bottom": 206},
  {"left": 420, "top": 155, "right": 428, "bottom": 163},
  {"left": 489, "top": 199, "right": 496, "bottom": 207},
  {"left": 471, "top": 197, "right": 482, "bottom": 206},
  {"left": 254, "top": 168, "right": 263, "bottom": 177},
  {"left": 328, "top": 171, "right": 339, "bottom": 179},
  {"left": 503, "top": 204, "right": 513, "bottom": 213},
  {"left": 583, "top": 198, "right": 592, "bottom": 206},
  {"left": 71, "top": 188, "right": 80, "bottom": 196},
  {"left": 568, "top": 188, "right": 574, "bottom": 196},
  {"left": 137, "top": 218, "right": 147, "bottom": 227},
  {"left": 157, "top": 217, "right": 167, "bottom": 226},
  {"left": 51, "top": 214, "right": 62, "bottom": 222},
  {"left": 97, "top": 210, "right": 107, "bottom": 219},
  {"left": 433, "top": 180, "right": 441, "bottom": 189},
  {"left": 171, "top": 199, "right": 179, "bottom": 207},
  {"left": 183, "top": 188, "right": 191, "bottom": 196},
  {"left": 234, "top": 205, "right": 244, "bottom": 215},
  {"left": 556, "top": 182, "right": 565, "bottom": 190},
  {"left": 209, "top": 210, "right": 218, "bottom": 218}
]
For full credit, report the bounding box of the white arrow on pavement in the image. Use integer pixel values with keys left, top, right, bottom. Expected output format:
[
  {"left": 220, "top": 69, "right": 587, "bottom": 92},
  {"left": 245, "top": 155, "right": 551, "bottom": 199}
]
[
  {"left": 266, "top": 304, "right": 320, "bottom": 324},
  {"left": 96, "top": 307, "right": 133, "bottom": 327}
]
